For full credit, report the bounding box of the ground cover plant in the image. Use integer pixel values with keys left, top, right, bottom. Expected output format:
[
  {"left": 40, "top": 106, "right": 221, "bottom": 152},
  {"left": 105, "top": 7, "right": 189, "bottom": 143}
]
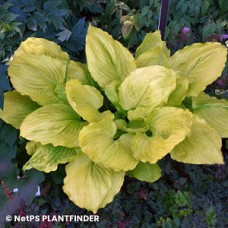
[
  {"left": 0, "top": 24, "right": 227, "bottom": 215},
  {"left": 9, "top": 151, "right": 227, "bottom": 227}
]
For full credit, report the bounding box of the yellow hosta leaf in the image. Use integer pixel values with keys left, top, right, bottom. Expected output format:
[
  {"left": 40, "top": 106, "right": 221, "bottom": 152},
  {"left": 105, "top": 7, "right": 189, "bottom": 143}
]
[
  {"left": 168, "top": 42, "right": 227, "bottom": 96},
  {"left": 24, "top": 142, "right": 79, "bottom": 172},
  {"left": 171, "top": 115, "right": 224, "bottom": 164},
  {"left": 167, "top": 76, "right": 189, "bottom": 106},
  {"left": 20, "top": 104, "right": 86, "bottom": 148},
  {"left": 14, "top": 37, "right": 69, "bottom": 61},
  {"left": 9, "top": 55, "right": 67, "bottom": 105},
  {"left": 136, "top": 47, "right": 168, "bottom": 68},
  {"left": 8, "top": 37, "right": 72, "bottom": 105},
  {"left": 79, "top": 115, "right": 138, "bottom": 171},
  {"left": 192, "top": 92, "right": 228, "bottom": 108},
  {"left": 66, "top": 79, "right": 106, "bottom": 122},
  {"left": 86, "top": 25, "right": 136, "bottom": 87},
  {"left": 119, "top": 66, "right": 176, "bottom": 120},
  {"left": 63, "top": 152, "right": 125, "bottom": 213},
  {"left": 25, "top": 141, "right": 39, "bottom": 156},
  {"left": 133, "top": 107, "right": 192, "bottom": 163},
  {"left": 66, "top": 60, "right": 95, "bottom": 86},
  {"left": 135, "top": 30, "right": 170, "bottom": 58},
  {"left": 0, "top": 91, "right": 39, "bottom": 129},
  {"left": 115, "top": 119, "right": 148, "bottom": 134},
  {"left": 104, "top": 80, "right": 123, "bottom": 110},
  {"left": 127, "top": 162, "right": 161, "bottom": 183},
  {"left": 194, "top": 106, "right": 228, "bottom": 138},
  {"left": 192, "top": 93, "right": 228, "bottom": 137}
]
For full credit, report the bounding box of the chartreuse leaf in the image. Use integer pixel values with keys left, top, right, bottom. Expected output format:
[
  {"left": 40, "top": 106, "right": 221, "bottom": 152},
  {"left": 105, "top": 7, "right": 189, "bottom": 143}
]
[
  {"left": 25, "top": 141, "right": 39, "bottom": 156},
  {"left": 24, "top": 142, "right": 79, "bottom": 172},
  {"left": 14, "top": 37, "right": 69, "bottom": 61},
  {"left": 104, "top": 80, "right": 123, "bottom": 110},
  {"left": 66, "top": 61, "right": 95, "bottom": 86},
  {"left": 136, "top": 47, "right": 169, "bottom": 68},
  {"left": 135, "top": 31, "right": 170, "bottom": 68},
  {"left": 63, "top": 152, "right": 125, "bottom": 214},
  {"left": 168, "top": 42, "right": 227, "bottom": 96},
  {"left": 192, "top": 93, "right": 228, "bottom": 137},
  {"left": 132, "top": 107, "right": 192, "bottom": 163},
  {"left": 79, "top": 114, "right": 138, "bottom": 171},
  {"left": 0, "top": 91, "right": 40, "bottom": 129},
  {"left": 86, "top": 25, "right": 136, "bottom": 106},
  {"left": 192, "top": 92, "right": 228, "bottom": 108},
  {"left": 86, "top": 25, "right": 136, "bottom": 87},
  {"left": 8, "top": 37, "right": 72, "bottom": 105},
  {"left": 167, "top": 76, "right": 189, "bottom": 106},
  {"left": 9, "top": 54, "right": 67, "bottom": 105},
  {"left": 135, "top": 30, "right": 170, "bottom": 58},
  {"left": 20, "top": 104, "right": 86, "bottom": 148},
  {"left": 66, "top": 79, "right": 108, "bottom": 122},
  {"left": 115, "top": 119, "right": 148, "bottom": 134},
  {"left": 127, "top": 162, "right": 161, "bottom": 183},
  {"left": 119, "top": 66, "right": 176, "bottom": 120},
  {"left": 171, "top": 115, "right": 224, "bottom": 164},
  {"left": 194, "top": 106, "right": 228, "bottom": 138}
]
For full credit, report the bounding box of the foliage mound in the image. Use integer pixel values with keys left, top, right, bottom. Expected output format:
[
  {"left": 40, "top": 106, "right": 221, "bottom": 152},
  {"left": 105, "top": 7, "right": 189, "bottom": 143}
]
[{"left": 0, "top": 25, "right": 227, "bottom": 213}]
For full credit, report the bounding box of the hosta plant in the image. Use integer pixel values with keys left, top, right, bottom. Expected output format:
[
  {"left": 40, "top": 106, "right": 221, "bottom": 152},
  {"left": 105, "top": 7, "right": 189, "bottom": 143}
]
[{"left": 0, "top": 25, "right": 227, "bottom": 213}]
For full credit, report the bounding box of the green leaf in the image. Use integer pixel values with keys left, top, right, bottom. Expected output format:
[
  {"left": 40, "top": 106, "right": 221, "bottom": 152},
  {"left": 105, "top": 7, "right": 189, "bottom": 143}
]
[
  {"left": 79, "top": 115, "right": 138, "bottom": 171},
  {"left": 24, "top": 142, "right": 79, "bottom": 172},
  {"left": 175, "top": 190, "right": 189, "bottom": 207},
  {"left": 171, "top": 115, "right": 224, "bottom": 164},
  {"left": 205, "top": 207, "right": 217, "bottom": 226},
  {"left": 17, "top": 169, "right": 45, "bottom": 204},
  {"left": 66, "top": 79, "right": 107, "bottom": 122},
  {"left": 0, "top": 64, "right": 11, "bottom": 91},
  {"left": 0, "top": 121, "right": 18, "bottom": 146},
  {"left": 0, "top": 91, "right": 40, "bottom": 129},
  {"left": 119, "top": 66, "right": 176, "bottom": 120},
  {"left": 201, "top": 0, "right": 210, "bottom": 15},
  {"left": 168, "top": 42, "right": 227, "bottom": 96},
  {"left": 135, "top": 30, "right": 170, "bottom": 58},
  {"left": 219, "top": 0, "right": 228, "bottom": 11},
  {"left": 127, "top": 162, "right": 161, "bottom": 183},
  {"left": 132, "top": 107, "right": 192, "bottom": 163},
  {"left": 63, "top": 152, "right": 125, "bottom": 214},
  {"left": 0, "top": 169, "right": 45, "bottom": 212},
  {"left": 86, "top": 25, "right": 136, "bottom": 88},
  {"left": 192, "top": 93, "right": 228, "bottom": 137},
  {"left": 56, "top": 28, "right": 72, "bottom": 42},
  {"left": 20, "top": 104, "right": 86, "bottom": 148}
]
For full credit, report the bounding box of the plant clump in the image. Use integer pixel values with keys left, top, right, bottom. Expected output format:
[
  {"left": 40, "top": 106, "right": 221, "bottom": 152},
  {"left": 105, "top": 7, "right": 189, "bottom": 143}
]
[{"left": 0, "top": 25, "right": 227, "bottom": 213}]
